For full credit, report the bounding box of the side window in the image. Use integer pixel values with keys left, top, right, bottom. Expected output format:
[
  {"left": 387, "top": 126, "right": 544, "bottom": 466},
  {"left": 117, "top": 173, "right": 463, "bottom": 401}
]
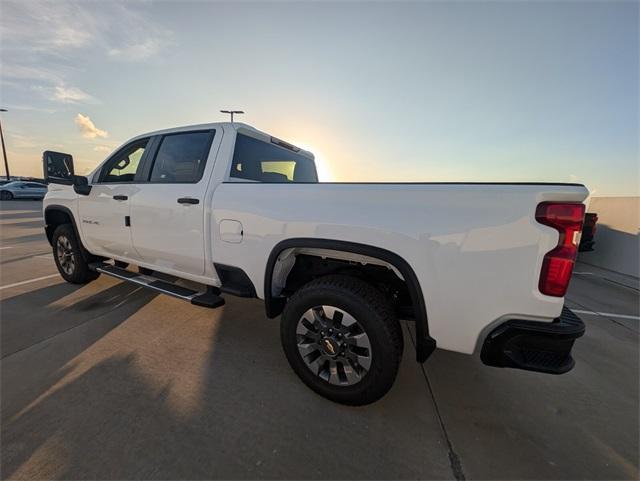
[
  {"left": 149, "top": 131, "right": 214, "bottom": 183},
  {"left": 230, "top": 134, "right": 318, "bottom": 183},
  {"left": 100, "top": 139, "right": 148, "bottom": 183}
]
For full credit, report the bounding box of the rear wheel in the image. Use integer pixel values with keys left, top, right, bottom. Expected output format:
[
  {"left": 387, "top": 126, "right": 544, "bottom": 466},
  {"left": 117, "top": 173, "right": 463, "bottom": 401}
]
[
  {"left": 280, "top": 275, "right": 403, "bottom": 405},
  {"left": 52, "top": 224, "right": 100, "bottom": 284},
  {"left": 0, "top": 191, "right": 13, "bottom": 200}
]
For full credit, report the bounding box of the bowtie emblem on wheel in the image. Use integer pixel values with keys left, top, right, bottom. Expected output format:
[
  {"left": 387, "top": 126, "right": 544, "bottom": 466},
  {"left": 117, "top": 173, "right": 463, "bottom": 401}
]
[{"left": 323, "top": 339, "right": 336, "bottom": 355}]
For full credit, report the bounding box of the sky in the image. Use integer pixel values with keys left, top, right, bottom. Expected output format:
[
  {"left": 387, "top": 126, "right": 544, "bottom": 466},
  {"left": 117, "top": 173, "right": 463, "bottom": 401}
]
[{"left": 0, "top": 1, "right": 638, "bottom": 196}]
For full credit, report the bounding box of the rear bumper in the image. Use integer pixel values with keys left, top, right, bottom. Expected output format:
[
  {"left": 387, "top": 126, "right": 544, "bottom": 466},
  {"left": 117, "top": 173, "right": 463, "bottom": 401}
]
[
  {"left": 480, "top": 306, "right": 585, "bottom": 374},
  {"left": 579, "top": 240, "right": 595, "bottom": 252}
]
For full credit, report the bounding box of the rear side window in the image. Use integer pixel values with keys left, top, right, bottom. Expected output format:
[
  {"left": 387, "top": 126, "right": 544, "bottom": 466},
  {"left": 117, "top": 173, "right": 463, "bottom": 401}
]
[
  {"left": 230, "top": 134, "right": 317, "bottom": 183},
  {"left": 149, "top": 131, "right": 214, "bottom": 183}
]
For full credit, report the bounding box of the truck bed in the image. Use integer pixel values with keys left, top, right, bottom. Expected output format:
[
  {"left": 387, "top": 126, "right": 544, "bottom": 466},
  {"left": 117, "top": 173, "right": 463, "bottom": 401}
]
[{"left": 211, "top": 182, "right": 589, "bottom": 354}]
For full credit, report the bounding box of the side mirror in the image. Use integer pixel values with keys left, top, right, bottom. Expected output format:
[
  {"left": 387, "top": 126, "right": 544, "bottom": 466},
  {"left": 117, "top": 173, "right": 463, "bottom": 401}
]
[
  {"left": 43, "top": 151, "right": 92, "bottom": 195},
  {"left": 43, "top": 150, "right": 74, "bottom": 185},
  {"left": 73, "top": 175, "right": 92, "bottom": 196}
]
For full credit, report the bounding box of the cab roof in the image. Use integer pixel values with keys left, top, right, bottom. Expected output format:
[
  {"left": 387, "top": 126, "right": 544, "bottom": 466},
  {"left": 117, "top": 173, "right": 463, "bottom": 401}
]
[{"left": 128, "top": 122, "right": 314, "bottom": 159}]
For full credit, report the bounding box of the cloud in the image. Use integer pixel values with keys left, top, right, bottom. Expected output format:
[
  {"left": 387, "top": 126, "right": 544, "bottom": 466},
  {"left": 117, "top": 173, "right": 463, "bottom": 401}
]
[
  {"left": 31, "top": 84, "right": 97, "bottom": 104},
  {"left": 75, "top": 114, "right": 108, "bottom": 139},
  {"left": 93, "top": 145, "right": 113, "bottom": 153},
  {"left": 1, "top": 1, "right": 173, "bottom": 110},
  {"left": 108, "top": 39, "right": 162, "bottom": 62},
  {"left": 0, "top": 2, "right": 95, "bottom": 52},
  {"left": 50, "top": 25, "right": 93, "bottom": 49},
  {"left": 1, "top": 65, "right": 62, "bottom": 83},
  {"left": 4, "top": 66, "right": 96, "bottom": 105},
  {"left": 1, "top": 2, "right": 172, "bottom": 61},
  {"left": 53, "top": 86, "right": 93, "bottom": 104}
]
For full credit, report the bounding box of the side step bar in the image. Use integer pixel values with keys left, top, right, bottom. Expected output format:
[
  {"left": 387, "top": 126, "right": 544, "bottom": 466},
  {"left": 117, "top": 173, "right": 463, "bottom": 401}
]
[{"left": 91, "top": 263, "right": 225, "bottom": 309}]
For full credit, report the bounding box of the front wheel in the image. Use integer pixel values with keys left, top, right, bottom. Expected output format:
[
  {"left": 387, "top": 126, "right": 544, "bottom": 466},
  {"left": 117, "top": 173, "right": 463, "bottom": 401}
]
[
  {"left": 0, "top": 191, "right": 13, "bottom": 200},
  {"left": 280, "top": 275, "right": 403, "bottom": 405},
  {"left": 52, "top": 224, "right": 100, "bottom": 284}
]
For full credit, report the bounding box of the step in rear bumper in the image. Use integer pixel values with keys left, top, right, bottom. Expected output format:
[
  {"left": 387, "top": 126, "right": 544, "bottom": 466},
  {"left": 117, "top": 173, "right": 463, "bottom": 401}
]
[{"left": 480, "top": 306, "right": 585, "bottom": 374}]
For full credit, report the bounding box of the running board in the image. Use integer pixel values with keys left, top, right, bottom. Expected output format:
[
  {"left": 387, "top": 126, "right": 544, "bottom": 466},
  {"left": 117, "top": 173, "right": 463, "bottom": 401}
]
[{"left": 91, "top": 263, "right": 225, "bottom": 309}]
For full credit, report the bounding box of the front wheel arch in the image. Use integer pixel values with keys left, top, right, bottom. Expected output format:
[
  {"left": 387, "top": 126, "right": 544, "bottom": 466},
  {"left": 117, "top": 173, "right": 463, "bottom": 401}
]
[
  {"left": 264, "top": 238, "right": 436, "bottom": 362},
  {"left": 51, "top": 224, "right": 100, "bottom": 284},
  {"left": 44, "top": 205, "right": 99, "bottom": 263}
]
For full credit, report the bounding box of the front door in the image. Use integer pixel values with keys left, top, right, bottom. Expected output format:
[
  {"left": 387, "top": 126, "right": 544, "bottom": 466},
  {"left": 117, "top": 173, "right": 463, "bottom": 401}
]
[
  {"left": 79, "top": 138, "right": 150, "bottom": 259},
  {"left": 130, "top": 129, "right": 217, "bottom": 276}
]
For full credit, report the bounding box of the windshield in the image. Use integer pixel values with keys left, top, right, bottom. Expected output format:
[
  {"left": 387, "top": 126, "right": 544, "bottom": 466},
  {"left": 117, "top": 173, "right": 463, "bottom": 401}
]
[{"left": 230, "top": 134, "right": 318, "bottom": 183}]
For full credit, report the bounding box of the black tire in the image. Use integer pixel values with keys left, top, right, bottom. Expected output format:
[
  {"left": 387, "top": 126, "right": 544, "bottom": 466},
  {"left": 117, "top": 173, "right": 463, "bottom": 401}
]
[
  {"left": 281, "top": 275, "right": 403, "bottom": 405},
  {"left": 0, "top": 191, "right": 13, "bottom": 200},
  {"left": 52, "top": 224, "right": 100, "bottom": 284}
]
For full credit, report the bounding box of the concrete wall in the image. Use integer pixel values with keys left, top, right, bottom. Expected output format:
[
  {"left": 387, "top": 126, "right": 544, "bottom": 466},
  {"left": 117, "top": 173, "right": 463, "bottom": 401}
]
[{"left": 578, "top": 196, "right": 639, "bottom": 278}]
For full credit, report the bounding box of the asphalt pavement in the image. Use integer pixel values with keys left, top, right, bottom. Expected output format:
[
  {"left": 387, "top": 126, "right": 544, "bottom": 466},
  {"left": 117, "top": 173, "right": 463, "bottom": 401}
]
[{"left": 1, "top": 200, "right": 638, "bottom": 480}]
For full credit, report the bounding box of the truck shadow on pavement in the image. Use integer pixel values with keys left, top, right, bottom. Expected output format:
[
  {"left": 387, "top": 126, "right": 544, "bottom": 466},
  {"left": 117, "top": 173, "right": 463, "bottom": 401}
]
[
  {"left": 1, "top": 281, "right": 159, "bottom": 424},
  {"left": 4, "top": 277, "right": 637, "bottom": 479},
  {"left": 1, "top": 293, "right": 452, "bottom": 480}
]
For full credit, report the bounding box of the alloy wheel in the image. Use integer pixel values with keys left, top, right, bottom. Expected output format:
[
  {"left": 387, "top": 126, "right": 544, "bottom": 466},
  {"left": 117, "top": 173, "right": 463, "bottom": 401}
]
[
  {"left": 296, "top": 305, "right": 372, "bottom": 386},
  {"left": 56, "top": 235, "right": 76, "bottom": 275}
]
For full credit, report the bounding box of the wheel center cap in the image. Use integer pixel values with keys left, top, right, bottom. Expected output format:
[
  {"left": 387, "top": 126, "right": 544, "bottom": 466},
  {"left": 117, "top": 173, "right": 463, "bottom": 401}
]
[{"left": 320, "top": 337, "right": 340, "bottom": 357}]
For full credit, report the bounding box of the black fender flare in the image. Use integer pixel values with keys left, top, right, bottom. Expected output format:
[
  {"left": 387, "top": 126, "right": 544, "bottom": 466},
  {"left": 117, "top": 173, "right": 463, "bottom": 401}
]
[
  {"left": 43, "top": 205, "right": 93, "bottom": 261},
  {"left": 264, "top": 238, "right": 436, "bottom": 362}
]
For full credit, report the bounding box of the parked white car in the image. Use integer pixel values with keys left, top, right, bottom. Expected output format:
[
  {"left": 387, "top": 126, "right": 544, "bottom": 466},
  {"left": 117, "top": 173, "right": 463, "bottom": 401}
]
[
  {"left": 1, "top": 181, "right": 47, "bottom": 200},
  {"left": 42, "top": 122, "right": 588, "bottom": 404}
]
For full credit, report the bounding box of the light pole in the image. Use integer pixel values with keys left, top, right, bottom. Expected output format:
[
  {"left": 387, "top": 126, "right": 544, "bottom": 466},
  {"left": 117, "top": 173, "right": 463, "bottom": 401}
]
[
  {"left": 0, "top": 109, "right": 9, "bottom": 180},
  {"left": 220, "top": 110, "right": 244, "bottom": 123}
]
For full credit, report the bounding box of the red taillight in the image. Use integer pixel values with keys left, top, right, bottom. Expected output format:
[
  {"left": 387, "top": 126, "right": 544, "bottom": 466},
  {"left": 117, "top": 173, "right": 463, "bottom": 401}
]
[{"left": 536, "top": 202, "right": 585, "bottom": 297}]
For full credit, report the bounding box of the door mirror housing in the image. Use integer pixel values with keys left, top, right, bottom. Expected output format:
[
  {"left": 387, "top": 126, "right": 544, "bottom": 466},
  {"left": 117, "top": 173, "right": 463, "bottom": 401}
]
[
  {"left": 73, "top": 175, "right": 92, "bottom": 196},
  {"left": 43, "top": 150, "right": 75, "bottom": 185},
  {"left": 42, "top": 150, "right": 92, "bottom": 195}
]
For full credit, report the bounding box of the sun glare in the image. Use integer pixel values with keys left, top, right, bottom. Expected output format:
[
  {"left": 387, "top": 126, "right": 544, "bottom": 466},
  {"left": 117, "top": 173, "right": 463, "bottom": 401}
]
[{"left": 290, "top": 141, "right": 333, "bottom": 182}]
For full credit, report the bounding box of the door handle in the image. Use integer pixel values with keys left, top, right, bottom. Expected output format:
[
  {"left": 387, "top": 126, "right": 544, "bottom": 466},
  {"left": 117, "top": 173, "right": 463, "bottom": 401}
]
[
  {"left": 177, "top": 197, "right": 199, "bottom": 205},
  {"left": 113, "top": 195, "right": 128, "bottom": 201}
]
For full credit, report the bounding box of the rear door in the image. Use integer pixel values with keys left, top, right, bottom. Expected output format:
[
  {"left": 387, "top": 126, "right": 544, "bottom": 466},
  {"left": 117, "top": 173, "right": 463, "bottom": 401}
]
[
  {"left": 130, "top": 129, "right": 217, "bottom": 276},
  {"left": 78, "top": 138, "right": 151, "bottom": 259}
]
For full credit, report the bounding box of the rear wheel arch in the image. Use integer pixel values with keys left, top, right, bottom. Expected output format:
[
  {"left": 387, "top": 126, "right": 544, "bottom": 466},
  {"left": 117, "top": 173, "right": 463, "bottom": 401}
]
[
  {"left": 280, "top": 274, "right": 403, "bottom": 404},
  {"left": 264, "top": 238, "right": 436, "bottom": 362}
]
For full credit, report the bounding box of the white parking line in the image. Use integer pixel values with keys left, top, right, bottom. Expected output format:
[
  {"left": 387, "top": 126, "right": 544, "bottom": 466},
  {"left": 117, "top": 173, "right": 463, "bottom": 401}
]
[
  {"left": 573, "top": 271, "right": 593, "bottom": 275},
  {"left": 0, "top": 274, "right": 61, "bottom": 291},
  {"left": 0, "top": 246, "right": 14, "bottom": 250},
  {"left": 572, "top": 309, "right": 639, "bottom": 321}
]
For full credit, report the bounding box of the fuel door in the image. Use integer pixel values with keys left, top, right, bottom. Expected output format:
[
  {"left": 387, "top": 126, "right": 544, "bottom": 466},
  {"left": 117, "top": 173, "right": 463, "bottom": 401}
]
[{"left": 219, "top": 219, "right": 243, "bottom": 243}]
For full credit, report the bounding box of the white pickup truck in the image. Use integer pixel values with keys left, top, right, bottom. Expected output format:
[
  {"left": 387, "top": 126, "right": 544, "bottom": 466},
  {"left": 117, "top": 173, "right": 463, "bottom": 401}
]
[{"left": 42, "top": 122, "right": 588, "bottom": 405}]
